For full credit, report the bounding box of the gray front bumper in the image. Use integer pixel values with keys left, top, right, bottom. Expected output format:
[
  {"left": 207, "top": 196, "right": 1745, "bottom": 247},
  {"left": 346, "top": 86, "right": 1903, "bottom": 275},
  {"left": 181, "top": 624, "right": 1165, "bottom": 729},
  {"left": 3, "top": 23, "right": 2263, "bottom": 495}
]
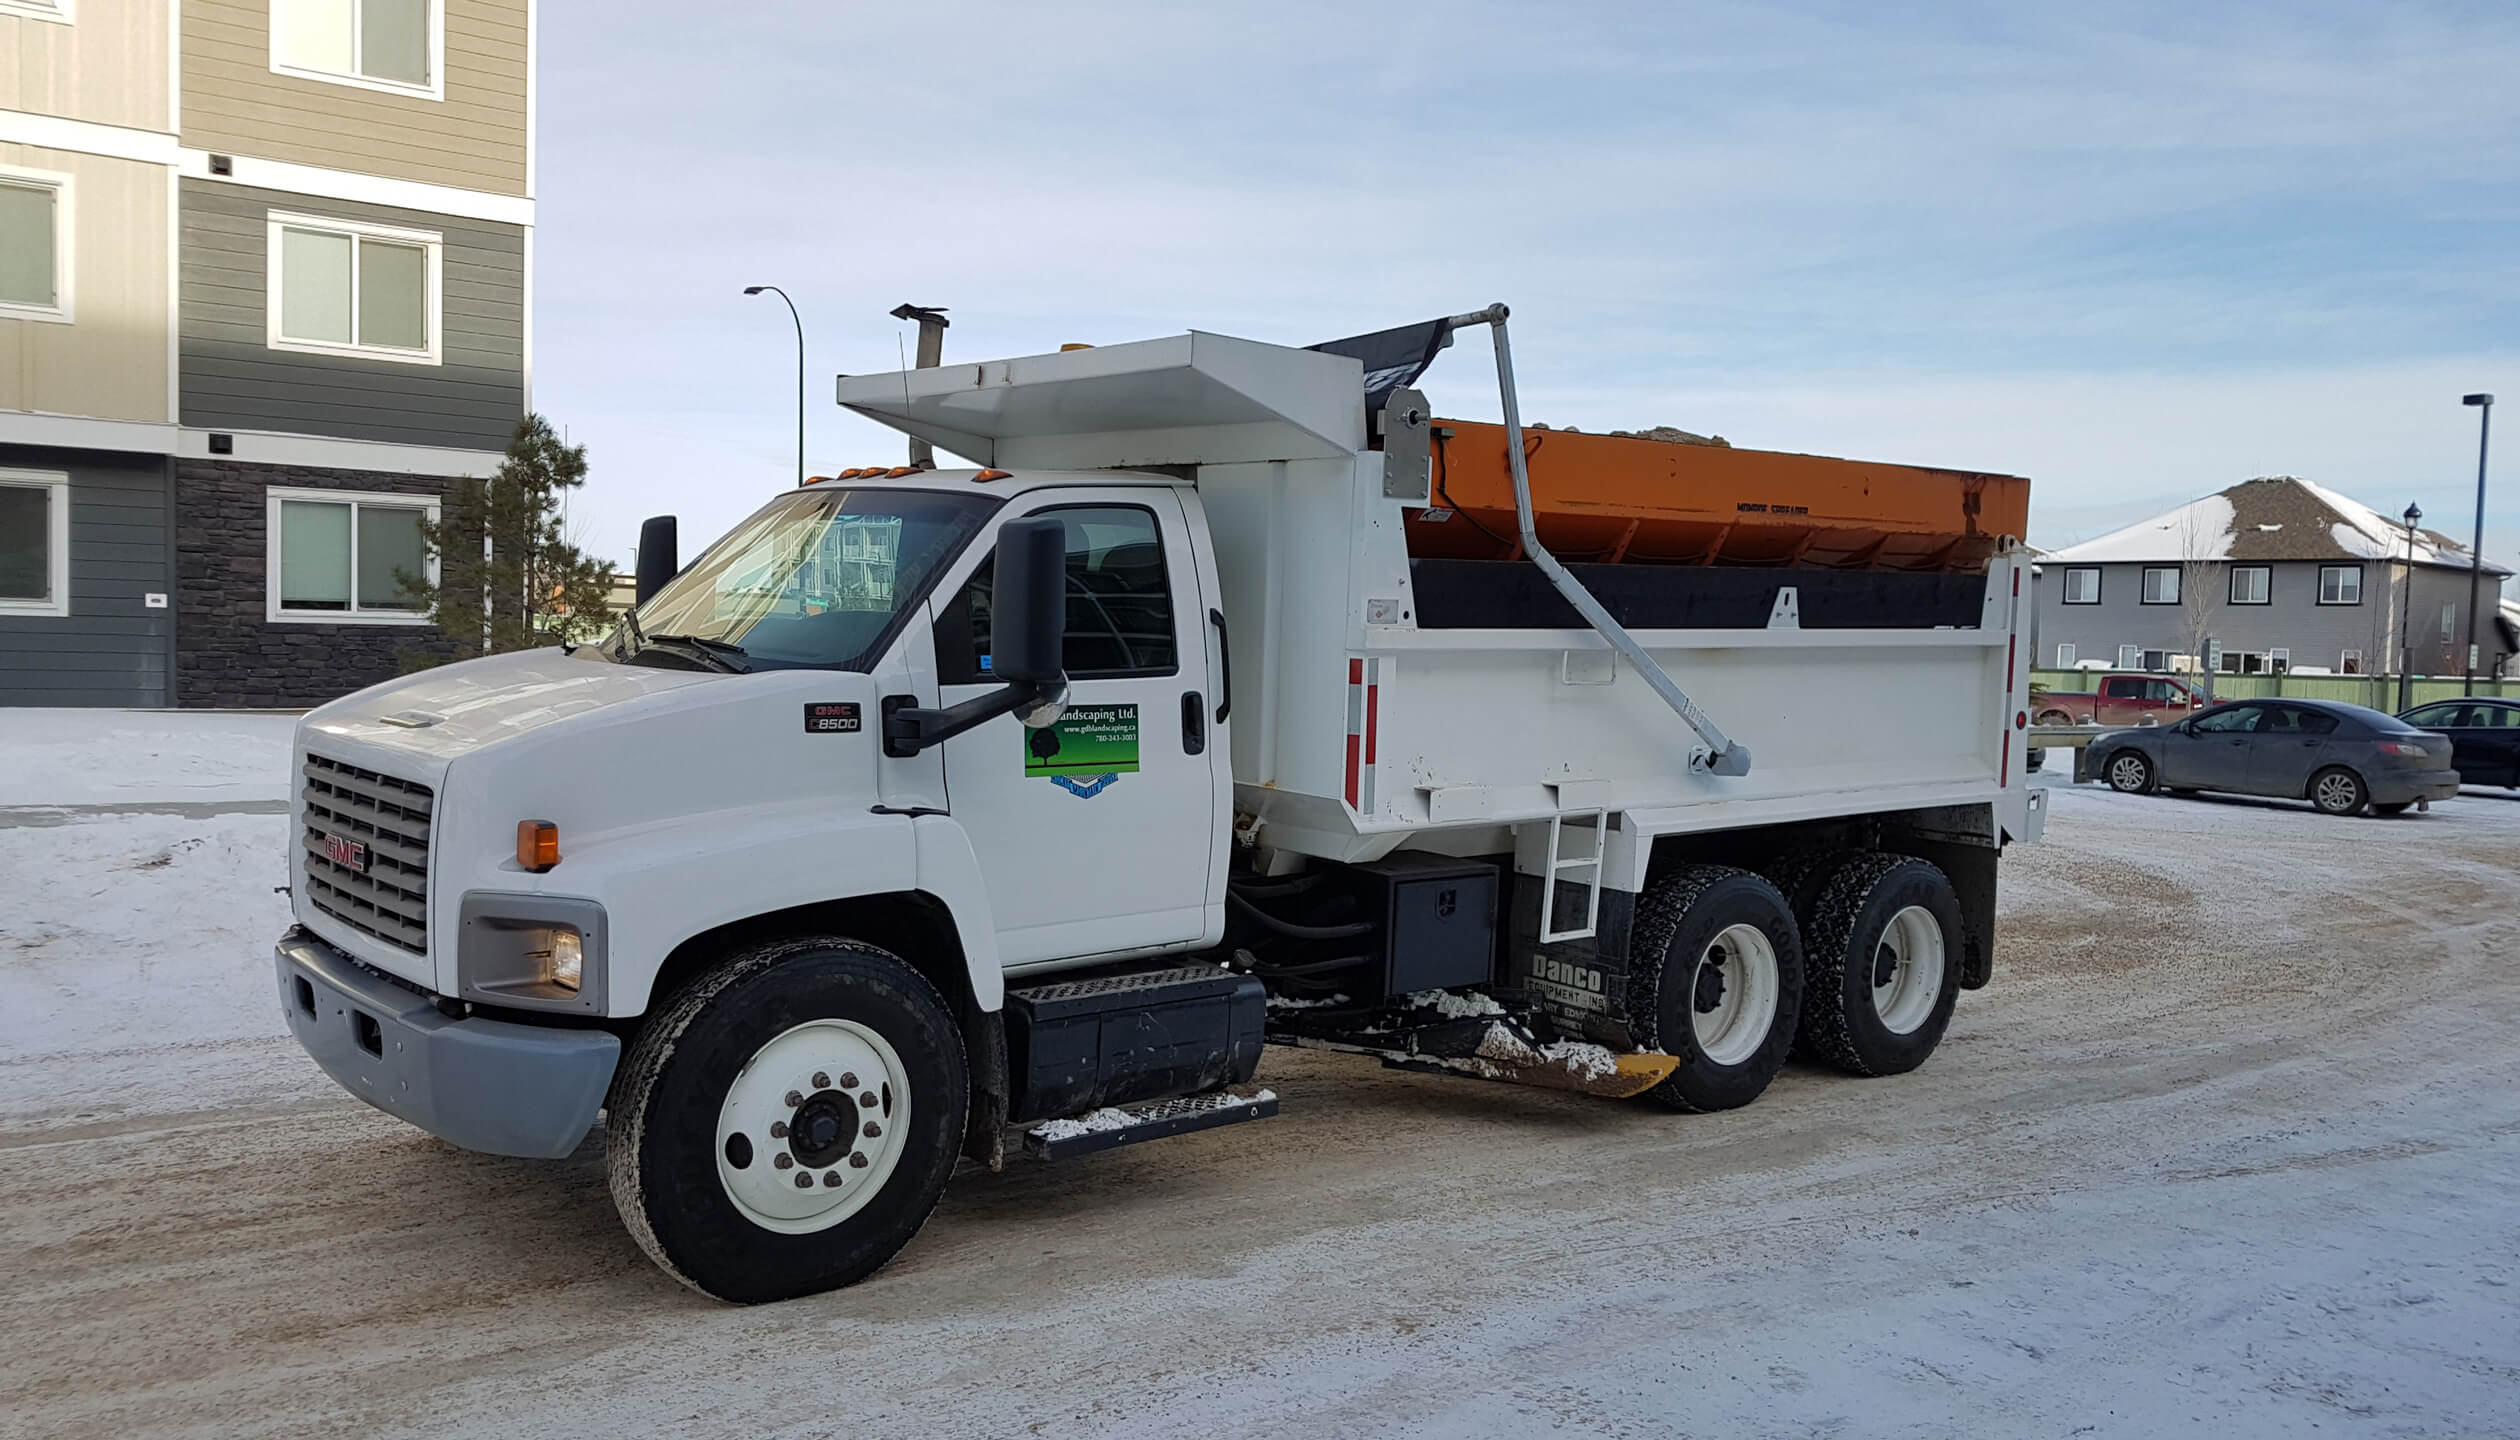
[{"left": 276, "top": 930, "right": 619, "bottom": 1159}]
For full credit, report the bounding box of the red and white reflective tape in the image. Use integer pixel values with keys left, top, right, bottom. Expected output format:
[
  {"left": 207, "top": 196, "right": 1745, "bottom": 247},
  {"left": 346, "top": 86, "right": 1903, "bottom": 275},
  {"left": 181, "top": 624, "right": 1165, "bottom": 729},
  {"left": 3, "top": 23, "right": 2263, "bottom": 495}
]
[{"left": 1345, "top": 657, "right": 1381, "bottom": 813}]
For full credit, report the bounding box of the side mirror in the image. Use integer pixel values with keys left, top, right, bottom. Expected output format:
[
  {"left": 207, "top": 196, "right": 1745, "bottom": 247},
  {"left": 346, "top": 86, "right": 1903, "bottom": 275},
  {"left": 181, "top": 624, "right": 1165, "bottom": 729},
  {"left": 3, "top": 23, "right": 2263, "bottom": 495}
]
[
  {"left": 990, "top": 517, "right": 1068, "bottom": 688},
  {"left": 634, "top": 516, "right": 679, "bottom": 605},
  {"left": 881, "top": 517, "right": 1071, "bottom": 758}
]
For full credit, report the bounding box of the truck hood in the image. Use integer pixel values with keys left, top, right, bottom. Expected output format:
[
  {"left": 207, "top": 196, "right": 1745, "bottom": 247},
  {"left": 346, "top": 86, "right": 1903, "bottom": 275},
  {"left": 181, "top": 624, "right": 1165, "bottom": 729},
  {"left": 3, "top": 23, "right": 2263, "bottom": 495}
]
[{"left": 301, "top": 648, "right": 718, "bottom": 765}]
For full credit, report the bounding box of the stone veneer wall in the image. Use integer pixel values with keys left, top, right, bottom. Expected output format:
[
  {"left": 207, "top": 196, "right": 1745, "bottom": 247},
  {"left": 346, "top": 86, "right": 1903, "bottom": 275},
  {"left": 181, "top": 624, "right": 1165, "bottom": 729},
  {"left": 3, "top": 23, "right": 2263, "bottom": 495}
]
[{"left": 174, "top": 460, "right": 458, "bottom": 708}]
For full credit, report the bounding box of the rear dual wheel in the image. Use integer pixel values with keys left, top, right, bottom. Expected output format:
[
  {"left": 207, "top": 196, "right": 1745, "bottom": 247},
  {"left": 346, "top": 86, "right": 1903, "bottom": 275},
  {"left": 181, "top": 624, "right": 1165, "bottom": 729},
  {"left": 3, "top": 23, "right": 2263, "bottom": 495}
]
[
  {"left": 1629, "top": 866, "right": 1806, "bottom": 1112},
  {"left": 1793, "top": 854, "right": 1964, "bottom": 1076}
]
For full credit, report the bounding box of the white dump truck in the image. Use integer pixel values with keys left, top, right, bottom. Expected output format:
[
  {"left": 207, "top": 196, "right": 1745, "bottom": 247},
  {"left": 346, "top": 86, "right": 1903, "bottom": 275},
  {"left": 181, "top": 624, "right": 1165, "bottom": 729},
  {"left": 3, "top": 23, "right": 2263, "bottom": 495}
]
[{"left": 275, "top": 307, "right": 2046, "bottom": 1302}]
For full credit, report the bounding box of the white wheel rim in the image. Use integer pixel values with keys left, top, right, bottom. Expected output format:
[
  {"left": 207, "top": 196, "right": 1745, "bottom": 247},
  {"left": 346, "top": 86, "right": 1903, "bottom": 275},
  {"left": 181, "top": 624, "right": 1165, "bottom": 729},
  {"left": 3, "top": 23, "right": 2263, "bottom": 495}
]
[
  {"left": 2316, "top": 774, "right": 2356, "bottom": 811},
  {"left": 1870, "top": 905, "right": 1946, "bottom": 1035},
  {"left": 2110, "top": 755, "right": 2146, "bottom": 790},
  {"left": 715, "top": 1019, "right": 912, "bottom": 1235},
  {"left": 1689, "top": 922, "right": 1781, "bottom": 1067}
]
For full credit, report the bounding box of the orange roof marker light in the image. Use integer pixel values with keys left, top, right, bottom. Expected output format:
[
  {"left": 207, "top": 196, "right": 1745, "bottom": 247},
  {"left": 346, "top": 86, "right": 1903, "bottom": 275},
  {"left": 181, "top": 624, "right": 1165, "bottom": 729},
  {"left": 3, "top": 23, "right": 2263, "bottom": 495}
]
[
  {"left": 516, "top": 820, "right": 560, "bottom": 872},
  {"left": 974, "top": 468, "right": 1013, "bottom": 482},
  {"left": 886, "top": 466, "right": 916, "bottom": 478}
]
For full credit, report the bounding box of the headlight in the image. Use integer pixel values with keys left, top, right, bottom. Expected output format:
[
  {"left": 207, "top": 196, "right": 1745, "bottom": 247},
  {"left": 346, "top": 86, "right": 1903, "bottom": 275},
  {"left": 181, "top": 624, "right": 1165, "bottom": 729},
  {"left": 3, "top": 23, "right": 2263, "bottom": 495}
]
[
  {"left": 458, "top": 894, "right": 606, "bottom": 1013},
  {"left": 531, "top": 928, "right": 585, "bottom": 991}
]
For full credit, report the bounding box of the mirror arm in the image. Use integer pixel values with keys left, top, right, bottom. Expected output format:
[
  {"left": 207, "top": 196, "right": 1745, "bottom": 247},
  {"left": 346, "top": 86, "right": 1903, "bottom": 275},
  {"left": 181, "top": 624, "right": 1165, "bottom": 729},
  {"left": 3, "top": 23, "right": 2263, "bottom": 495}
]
[{"left": 883, "top": 680, "right": 1054, "bottom": 758}]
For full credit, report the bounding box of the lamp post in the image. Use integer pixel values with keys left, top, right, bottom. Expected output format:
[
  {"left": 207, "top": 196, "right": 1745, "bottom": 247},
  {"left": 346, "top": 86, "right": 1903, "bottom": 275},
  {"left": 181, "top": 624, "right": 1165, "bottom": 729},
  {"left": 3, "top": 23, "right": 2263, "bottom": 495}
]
[
  {"left": 744, "top": 286, "right": 806, "bottom": 488},
  {"left": 2398, "top": 502, "right": 2422, "bottom": 713},
  {"left": 2461, "top": 393, "right": 2494, "bottom": 695}
]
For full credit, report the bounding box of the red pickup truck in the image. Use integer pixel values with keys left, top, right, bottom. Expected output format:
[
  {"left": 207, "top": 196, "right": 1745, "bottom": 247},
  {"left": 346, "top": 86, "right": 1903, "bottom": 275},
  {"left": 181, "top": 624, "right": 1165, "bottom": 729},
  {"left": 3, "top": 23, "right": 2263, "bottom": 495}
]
[{"left": 2034, "top": 674, "right": 2205, "bottom": 727}]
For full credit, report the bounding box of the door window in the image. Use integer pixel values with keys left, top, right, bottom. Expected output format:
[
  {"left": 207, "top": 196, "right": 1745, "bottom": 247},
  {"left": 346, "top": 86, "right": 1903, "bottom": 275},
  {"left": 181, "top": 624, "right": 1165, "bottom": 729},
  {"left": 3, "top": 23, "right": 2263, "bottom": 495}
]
[
  {"left": 2255, "top": 708, "right": 2337, "bottom": 735},
  {"left": 2481, "top": 705, "right": 2520, "bottom": 728},
  {"left": 2191, "top": 706, "right": 2263, "bottom": 734},
  {"left": 935, "top": 504, "right": 1178, "bottom": 684},
  {"left": 2403, "top": 703, "right": 2464, "bottom": 727}
]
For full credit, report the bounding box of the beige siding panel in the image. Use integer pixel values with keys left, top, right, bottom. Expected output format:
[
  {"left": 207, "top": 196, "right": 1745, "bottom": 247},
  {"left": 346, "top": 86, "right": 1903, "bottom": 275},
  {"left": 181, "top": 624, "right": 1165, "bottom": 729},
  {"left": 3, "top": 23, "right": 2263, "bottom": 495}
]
[
  {"left": 181, "top": 0, "right": 528, "bottom": 196},
  {"left": 0, "top": 145, "right": 169, "bottom": 423},
  {"left": 0, "top": 0, "right": 172, "bottom": 131}
]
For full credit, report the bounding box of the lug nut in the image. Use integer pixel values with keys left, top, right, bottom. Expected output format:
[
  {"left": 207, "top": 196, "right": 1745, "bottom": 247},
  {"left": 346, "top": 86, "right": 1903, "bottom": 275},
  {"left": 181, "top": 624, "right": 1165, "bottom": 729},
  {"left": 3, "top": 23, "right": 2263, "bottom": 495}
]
[
  {"left": 812, "top": 1072, "right": 830, "bottom": 1089},
  {"left": 794, "top": 1173, "right": 812, "bottom": 1189},
  {"left": 822, "top": 1171, "right": 842, "bottom": 1187},
  {"left": 860, "top": 1092, "right": 878, "bottom": 1108},
  {"left": 784, "top": 1090, "right": 803, "bottom": 1108},
  {"left": 769, "top": 1121, "right": 788, "bottom": 1139},
  {"left": 862, "top": 1121, "right": 882, "bottom": 1139},
  {"left": 838, "top": 1072, "right": 858, "bottom": 1090},
  {"left": 849, "top": 1153, "right": 869, "bottom": 1169},
  {"left": 774, "top": 1154, "right": 794, "bottom": 1170}
]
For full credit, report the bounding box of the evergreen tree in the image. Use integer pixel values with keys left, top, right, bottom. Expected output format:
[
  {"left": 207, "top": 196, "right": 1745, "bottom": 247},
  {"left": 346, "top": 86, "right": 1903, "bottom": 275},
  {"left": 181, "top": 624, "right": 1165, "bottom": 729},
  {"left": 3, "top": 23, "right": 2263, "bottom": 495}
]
[{"left": 399, "top": 414, "right": 616, "bottom": 668}]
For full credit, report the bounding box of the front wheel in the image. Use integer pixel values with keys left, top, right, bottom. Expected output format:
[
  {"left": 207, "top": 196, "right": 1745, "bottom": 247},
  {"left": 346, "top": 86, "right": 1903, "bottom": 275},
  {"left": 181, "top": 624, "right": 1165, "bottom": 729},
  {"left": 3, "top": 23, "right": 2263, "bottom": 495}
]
[
  {"left": 2035, "top": 709, "right": 2074, "bottom": 727},
  {"left": 607, "top": 937, "right": 967, "bottom": 1304},
  {"left": 2309, "top": 767, "right": 2368, "bottom": 817},
  {"left": 1628, "top": 866, "right": 1805, "bottom": 1113},
  {"left": 2105, "top": 750, "right": 2154, "bottom": 794}
]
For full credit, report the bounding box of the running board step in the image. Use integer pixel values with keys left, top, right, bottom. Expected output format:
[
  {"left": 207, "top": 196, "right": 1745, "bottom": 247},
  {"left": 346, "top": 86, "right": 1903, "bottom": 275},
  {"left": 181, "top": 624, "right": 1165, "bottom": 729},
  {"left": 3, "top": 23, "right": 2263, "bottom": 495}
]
[{"left": 1022, "top": 1089, "right": 1279, "bottom": 1161}]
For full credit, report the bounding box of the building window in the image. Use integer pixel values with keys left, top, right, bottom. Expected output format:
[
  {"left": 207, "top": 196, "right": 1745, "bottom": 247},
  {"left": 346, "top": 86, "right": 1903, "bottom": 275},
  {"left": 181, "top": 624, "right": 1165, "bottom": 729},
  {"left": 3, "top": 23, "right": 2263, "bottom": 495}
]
[
  {"left": 2062, "top": 568, "right": 2100, "bottom": 605},
  {"left": 2117, "top": 644, "right": 2141, "bottom": 669},
  {"left": 2141, "top": 649, "right": 2169, "bottom": 672},
  {"left": 2317, "top": 565, "right": 2362, "bottom": 605},
  {"left": 2339, "top": 648, "right": 2363, "bottom": 675},
  {"left": 270, "top": 0, "right": 442, "bottom": 99},
  {"left": 0, "top": 168, "right": 72, "bottom": 323},
  {"left": 2055, "top": 643, "right": 2076, "bottom": 668},
  {"left": 266, "top": 487, "right": 437, "bottom": 624},
  {"left": 2140, "top": 567, "right": 2180, "bottom": 605},
  {"left": 2268, "top": 647, "right": 2290, "bottom": 673},
  {"left": 0, "top": 0, "right": 75, "bottom": 24},
  {"left": 2229, "top": 566, "right": 2270, "bottom": 605},
  {"left": 265, "top": 212, "right": 441, "bottom": 365},
  {"left": 0, "top": 470, "right": 72, "bottom": 618}
]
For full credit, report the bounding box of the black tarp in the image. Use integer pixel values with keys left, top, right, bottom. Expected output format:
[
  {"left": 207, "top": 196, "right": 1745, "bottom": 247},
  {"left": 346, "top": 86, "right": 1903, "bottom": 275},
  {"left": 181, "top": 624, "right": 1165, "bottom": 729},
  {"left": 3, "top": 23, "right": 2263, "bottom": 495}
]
[{"left": 1308, "top": 317, "right": 1458, "bottom": 414}]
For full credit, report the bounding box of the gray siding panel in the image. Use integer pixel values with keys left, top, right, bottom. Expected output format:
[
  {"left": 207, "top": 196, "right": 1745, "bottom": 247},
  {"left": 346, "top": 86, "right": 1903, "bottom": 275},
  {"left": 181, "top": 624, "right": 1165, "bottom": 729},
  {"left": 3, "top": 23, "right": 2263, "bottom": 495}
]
[
  {"left": 0, "top": 446, "right": 173, "bottom": 708},
  {"left": 178, "top": 179, "right": 524, "bottom": 451}
]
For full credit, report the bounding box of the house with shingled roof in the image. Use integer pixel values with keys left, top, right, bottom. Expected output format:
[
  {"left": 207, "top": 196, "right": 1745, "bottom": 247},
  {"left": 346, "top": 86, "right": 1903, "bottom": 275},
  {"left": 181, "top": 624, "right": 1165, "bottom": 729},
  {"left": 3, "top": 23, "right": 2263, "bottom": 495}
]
[{"left": 2035, "top": 477, "right": 2515, "bottom": 679}]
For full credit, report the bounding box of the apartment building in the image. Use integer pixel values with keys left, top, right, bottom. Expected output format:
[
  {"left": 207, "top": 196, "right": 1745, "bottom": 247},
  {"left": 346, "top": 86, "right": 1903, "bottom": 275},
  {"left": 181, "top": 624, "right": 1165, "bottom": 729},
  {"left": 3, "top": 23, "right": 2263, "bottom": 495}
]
[
  {"left": 1, "top": 0, "right": 531, "bottom": 706},
  {"left": 2035, "top": 476, "right": 2515, "bottom": 679}
]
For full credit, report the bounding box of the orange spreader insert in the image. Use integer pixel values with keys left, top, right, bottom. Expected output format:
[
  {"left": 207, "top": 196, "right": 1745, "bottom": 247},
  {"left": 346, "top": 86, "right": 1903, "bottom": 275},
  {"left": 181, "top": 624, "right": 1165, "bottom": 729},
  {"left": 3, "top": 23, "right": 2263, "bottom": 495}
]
[{"left": 1414, "top": 421, "right": 2030, "bottom": 572}]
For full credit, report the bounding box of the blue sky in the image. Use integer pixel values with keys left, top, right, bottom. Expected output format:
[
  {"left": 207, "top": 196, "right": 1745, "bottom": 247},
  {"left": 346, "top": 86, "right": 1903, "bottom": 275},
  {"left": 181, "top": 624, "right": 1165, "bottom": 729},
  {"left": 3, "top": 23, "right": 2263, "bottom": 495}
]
[{"left": 535, "top": 1, "right": 2519, "bottom": 572}]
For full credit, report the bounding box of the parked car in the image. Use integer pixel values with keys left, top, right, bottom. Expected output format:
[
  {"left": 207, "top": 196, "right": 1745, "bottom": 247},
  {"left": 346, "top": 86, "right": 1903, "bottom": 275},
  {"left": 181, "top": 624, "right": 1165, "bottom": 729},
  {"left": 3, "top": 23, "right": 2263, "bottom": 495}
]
[
  {"left": 2085, "top": 698, "right": 2458, "bottom": 816},
  {"left": 2034, "top": 674, "right": 2205, "bottom": 727},
  {"left": 2398, "top": 699, "right": 2520, "bottom": 789}
]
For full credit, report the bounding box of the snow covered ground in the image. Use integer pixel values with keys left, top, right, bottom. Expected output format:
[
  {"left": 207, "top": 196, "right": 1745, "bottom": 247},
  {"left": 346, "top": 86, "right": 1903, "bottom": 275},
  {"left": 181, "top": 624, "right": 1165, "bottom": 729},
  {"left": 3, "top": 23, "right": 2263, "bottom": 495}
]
[{"left": 3, "top": 712, "right": 2518, "bottom": 1437}]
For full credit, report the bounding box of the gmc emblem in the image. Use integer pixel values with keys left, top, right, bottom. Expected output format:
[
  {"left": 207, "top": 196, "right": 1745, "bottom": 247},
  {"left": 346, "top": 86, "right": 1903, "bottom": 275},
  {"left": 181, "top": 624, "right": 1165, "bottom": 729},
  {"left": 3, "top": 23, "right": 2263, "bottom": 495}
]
[{"left": 323, "top": 833, "right": 369, "bottom": 873}]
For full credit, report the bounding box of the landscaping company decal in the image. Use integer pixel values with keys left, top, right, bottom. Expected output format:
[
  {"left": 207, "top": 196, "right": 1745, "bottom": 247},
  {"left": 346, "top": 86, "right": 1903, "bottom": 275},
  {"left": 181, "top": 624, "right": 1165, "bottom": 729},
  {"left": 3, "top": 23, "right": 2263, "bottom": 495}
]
[{"left": 1024, "top": 703, "right": 1139, "bottom": 798}]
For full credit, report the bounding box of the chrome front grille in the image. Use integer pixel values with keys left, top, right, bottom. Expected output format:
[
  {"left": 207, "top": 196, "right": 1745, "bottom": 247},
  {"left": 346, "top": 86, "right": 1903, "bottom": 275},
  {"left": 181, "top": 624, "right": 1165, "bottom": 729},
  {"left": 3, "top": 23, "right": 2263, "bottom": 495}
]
[{"left": 301, "top": 752, "right": 434, "bottom": 955}]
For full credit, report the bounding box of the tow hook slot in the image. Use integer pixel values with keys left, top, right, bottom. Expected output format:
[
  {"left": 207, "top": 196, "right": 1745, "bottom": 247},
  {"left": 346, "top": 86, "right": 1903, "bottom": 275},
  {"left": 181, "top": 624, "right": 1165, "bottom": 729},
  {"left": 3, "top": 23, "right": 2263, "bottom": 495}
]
[{"left": 353, "top": 1010, "right": 383, "bottom": 1057}]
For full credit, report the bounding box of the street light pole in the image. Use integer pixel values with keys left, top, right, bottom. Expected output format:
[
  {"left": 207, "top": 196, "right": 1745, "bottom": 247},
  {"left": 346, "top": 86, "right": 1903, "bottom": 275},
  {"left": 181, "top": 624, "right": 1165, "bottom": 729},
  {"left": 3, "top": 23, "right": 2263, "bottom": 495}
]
[
  {"left": 744, "top": 286, "right": 806, "bottom": 488},
  {"left": 2398, "top": 502, "right": 2422, "bottom": 713},
  {"left": 2461, "top": 393, "right": 2494, "bottom": 695}
]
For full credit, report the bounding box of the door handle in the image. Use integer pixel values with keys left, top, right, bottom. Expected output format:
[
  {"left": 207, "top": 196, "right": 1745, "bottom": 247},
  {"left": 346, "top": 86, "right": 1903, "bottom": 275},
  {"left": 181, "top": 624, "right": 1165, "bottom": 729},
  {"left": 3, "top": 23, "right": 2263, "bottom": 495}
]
[
  {"left": 1181, "top": 691, "right": 1206, "bottom": 755},
  {"left": 1208, "top": 608, "right": 1231, "bottom": 723}
]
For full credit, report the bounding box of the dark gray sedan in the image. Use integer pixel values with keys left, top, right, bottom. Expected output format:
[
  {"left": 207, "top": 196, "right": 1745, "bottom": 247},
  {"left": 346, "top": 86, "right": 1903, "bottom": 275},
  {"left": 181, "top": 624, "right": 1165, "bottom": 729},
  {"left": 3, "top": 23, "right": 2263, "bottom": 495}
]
[{"left": 2086, "top": 698, "right": 2459, "bottom": 816}]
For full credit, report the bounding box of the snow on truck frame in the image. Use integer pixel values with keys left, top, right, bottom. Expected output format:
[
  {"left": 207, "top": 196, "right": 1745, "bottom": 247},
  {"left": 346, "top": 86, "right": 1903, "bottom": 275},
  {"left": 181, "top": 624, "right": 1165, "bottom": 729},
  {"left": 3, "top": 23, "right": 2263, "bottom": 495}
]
[{"left": 273, "top": 307, "right": 2046, "bottom": 1302}]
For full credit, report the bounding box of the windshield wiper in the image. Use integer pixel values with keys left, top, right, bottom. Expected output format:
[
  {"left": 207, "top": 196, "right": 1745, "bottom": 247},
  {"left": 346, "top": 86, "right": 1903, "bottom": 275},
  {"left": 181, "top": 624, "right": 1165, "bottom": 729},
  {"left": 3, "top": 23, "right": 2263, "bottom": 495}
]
[{"left": 638, "top": 632, "right": 753, "bottom": 673}]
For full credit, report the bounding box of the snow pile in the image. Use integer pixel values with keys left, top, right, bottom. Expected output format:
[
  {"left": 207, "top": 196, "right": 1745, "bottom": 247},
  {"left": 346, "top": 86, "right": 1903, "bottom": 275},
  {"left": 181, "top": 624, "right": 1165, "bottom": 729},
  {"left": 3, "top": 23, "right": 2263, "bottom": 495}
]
[
  {"left": 2046, "top": 492, "right": 2234, "bottom": 564},
  {"left": 1535, "top": 1040, "right": 1620, "bottom": 1081},
  {"left": 1029, "top": 1108, "right": 1143, "bottom": 1141},
  {"left": 1264, "top": 993, "right": 1350, "bottom": 1010},
  {"left": 1406, "top": 989, "right": 1505, "bottom": 1019},
  {"left": 0, "top": 709, "right": 295, "bottom": 805}
]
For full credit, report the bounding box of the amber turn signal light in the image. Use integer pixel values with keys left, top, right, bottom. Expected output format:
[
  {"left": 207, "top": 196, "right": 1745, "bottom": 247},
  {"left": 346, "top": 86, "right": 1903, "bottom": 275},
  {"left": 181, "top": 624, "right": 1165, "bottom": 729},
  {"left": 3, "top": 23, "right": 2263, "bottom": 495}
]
[{"left": 517, "top": 819, "right": 560, "bottom": 872}]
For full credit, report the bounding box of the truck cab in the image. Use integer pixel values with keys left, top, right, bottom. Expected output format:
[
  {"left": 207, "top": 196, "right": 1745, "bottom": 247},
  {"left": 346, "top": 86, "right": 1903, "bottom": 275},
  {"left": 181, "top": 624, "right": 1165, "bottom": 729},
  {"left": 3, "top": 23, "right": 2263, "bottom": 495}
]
[{"left": 276, "top": 316, "right": 2044, "bottom": 1303}]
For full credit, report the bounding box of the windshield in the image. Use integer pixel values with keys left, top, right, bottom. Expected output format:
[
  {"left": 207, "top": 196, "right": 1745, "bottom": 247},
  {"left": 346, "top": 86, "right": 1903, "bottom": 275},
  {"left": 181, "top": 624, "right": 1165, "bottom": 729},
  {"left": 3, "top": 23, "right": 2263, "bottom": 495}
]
[{"left": 613, "top": 487, "right": 998, "bottom": 671}]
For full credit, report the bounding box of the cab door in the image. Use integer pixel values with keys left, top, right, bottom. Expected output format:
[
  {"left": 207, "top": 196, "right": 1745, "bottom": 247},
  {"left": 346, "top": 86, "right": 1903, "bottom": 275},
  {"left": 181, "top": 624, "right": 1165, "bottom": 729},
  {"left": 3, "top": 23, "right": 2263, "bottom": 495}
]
[{"left": 930, "top": 490, "right": 1220, "bottom": 967}]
